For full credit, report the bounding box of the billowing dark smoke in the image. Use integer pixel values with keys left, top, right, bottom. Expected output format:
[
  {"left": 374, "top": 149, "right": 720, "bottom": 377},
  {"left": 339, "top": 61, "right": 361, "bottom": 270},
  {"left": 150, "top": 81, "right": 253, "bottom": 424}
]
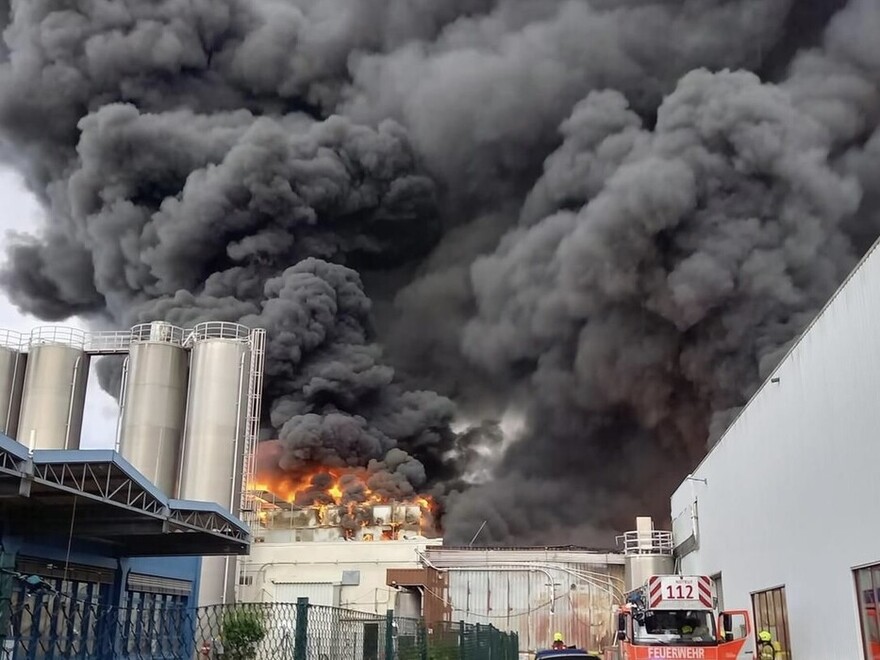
[{"left": 0, "top": 0, "right": 878, "bottom": 546}]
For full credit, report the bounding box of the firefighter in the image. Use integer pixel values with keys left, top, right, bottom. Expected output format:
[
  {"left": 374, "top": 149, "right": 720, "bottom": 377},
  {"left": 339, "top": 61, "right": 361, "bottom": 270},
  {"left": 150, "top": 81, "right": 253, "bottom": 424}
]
[
  {"left": 680, "top": 619, "right": 710, "bottom": 642},
  {"left": 551, "top": 632, "right": 566, "bottom": 650},
  {"left": 757, "top": 630, "right": 781, "bottom": 659}
]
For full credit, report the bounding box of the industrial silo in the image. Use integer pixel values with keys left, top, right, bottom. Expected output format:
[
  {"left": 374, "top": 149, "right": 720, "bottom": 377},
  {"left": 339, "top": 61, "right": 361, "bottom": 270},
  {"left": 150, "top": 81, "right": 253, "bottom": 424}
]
[
  {"left": 117, "top": 322, "right": 189, "bottom": 495},
  {"left": 0, "top": 331, "right": 26, "bottom": 438},
  {"left": 177, "top": 322, "right": 252, "bottom": 607},
  {"left": 622, "top": 516, "right": 675, "bottom": 591},
  {"left": 17, "top": 327, "right": 90, "bottom": 450}
]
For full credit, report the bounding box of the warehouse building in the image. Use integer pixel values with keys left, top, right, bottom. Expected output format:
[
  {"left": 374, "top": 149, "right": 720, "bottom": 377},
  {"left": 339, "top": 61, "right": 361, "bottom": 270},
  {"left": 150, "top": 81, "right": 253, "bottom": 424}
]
[
  {"left": 238, "top": 537, "right": 441, "bottom": 612},
  {"left": 0, "top": 321, "right": 264, "bottom": 653},
  {"left": 670, "top": 239, "right": 880, "bottom": 659},
  {"left": 0, "top": 433, "right": 249, "bottom": 656},
  {"left": 388, "top": 546, "right": 625, "bottom": 656},
  {"left": 237, "top": 489, "right": 443, "bottom": 612}
]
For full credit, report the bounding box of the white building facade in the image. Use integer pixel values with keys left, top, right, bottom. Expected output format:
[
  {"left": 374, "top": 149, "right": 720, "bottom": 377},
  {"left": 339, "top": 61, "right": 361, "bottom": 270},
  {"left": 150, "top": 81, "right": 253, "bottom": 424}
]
[
  {"left": 237, "top": 538, "right": 443, "bottom": 613},
  {"left": 670, "top": 241, "right": 880, "bottom": 660}
]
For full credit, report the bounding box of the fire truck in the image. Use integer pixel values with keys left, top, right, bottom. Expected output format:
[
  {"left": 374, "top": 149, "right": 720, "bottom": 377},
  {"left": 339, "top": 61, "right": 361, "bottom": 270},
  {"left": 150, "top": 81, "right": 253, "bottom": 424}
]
[{"left": 609, "top": 518, "right": 753, "bottom": 660}]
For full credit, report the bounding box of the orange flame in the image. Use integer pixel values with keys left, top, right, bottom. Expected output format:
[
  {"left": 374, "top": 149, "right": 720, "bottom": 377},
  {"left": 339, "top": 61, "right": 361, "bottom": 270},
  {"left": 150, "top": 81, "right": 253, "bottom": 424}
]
[{"left": 248, "top": 464, "right": 436, "bottom": 512}]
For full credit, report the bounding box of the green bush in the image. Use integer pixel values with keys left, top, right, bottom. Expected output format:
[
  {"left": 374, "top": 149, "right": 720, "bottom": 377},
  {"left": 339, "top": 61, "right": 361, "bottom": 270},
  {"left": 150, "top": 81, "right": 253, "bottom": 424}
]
[
  {"left": 222, "top": 608, "right": 267, "bottom": 660},
  {"left": 428, "top": 644, "right": 460, "bottom": 660}
]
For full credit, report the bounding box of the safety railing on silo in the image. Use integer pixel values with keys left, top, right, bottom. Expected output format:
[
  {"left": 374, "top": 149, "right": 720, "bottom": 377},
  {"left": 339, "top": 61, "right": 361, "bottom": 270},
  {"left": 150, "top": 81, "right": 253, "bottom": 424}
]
[
  {"left": 184, "top": 321, "right": 252, "bottom": 344},
  {"left": 84, "top": 329, "right": 134, "bottom": 354},
  {"left": 129, "top": 322, "right": 186, "bottom": 345},
  {"left": 28, "top": 325, "right": 87, "bottom": 349},
  {"left": 0, "top": 329, "right": 24, "bottom": 351},
  {"left": 620, "top": 529, "right": 674, "bottom": 556}
]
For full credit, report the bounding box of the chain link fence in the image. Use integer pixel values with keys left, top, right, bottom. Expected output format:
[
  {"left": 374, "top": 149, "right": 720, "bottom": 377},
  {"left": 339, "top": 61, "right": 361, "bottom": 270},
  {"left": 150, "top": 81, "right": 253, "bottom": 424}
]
[
  {"left": 2, "top": 591, "right": 518, "bottom": 660},
  {"left": 422, "top": 621, "right": 519, "bottom": 660}
]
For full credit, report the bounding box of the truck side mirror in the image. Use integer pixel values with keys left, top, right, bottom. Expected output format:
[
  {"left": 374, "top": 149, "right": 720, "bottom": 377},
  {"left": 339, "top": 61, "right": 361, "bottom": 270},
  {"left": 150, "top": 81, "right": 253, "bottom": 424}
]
[
  {"left": 721, "top": 613, "right": 733, "bottom": 642},
  {"left": 617, "top": 613, "right": 627, "bottom": 641},
  {"left": 719, "top": 611, "right": 749, "bottom": 642}
]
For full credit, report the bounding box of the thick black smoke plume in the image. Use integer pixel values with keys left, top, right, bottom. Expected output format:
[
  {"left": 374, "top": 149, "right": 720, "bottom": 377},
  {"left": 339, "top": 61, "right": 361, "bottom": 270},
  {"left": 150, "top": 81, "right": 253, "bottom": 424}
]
[{"left": 0, "top": 0, "right": 878, "bottom": 545}]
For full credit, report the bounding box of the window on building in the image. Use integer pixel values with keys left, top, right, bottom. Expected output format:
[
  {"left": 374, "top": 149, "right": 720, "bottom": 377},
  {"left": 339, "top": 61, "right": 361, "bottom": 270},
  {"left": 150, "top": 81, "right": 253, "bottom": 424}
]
[
  {"left": 751, "top": 586, "right": 792, "bottom": 657},
  {"left": 854, "top": 563, "right": 880, "bottom": 660}
]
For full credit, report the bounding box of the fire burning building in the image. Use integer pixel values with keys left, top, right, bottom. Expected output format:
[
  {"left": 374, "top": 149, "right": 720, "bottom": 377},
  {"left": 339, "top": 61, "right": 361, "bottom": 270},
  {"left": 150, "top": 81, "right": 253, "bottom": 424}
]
[
  {"left": 237, "top": 455, "right": 443, "bottom": 612},
  {"left": 250, "top": 490, "right": 434, "bottom": 543},
  {"left": 244, "top": 439, "right": 441, "bottom": 543}
]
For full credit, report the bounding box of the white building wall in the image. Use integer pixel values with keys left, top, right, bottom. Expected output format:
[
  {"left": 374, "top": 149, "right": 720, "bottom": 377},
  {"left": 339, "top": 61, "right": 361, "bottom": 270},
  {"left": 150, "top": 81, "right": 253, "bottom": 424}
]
[
  {"left": 670, "top": 241, "right": 880, "bottom": 660},
  {"left": 237, "top": 538, "right": 443, "bottom": 614}
]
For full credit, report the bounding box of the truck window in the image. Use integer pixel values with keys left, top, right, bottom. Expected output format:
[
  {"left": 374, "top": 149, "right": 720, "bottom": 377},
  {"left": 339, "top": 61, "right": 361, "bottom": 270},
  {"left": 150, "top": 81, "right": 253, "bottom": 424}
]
[{"left": 634, "top": 610, "right": 717, "bottom": 645}]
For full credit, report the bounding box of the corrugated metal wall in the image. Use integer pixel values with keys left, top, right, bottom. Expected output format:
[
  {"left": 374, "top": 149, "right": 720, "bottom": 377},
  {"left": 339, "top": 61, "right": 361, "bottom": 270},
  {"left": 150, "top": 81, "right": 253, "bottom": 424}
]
[{"left": 426, "top": 548, "right": 624, "bottom": 654}]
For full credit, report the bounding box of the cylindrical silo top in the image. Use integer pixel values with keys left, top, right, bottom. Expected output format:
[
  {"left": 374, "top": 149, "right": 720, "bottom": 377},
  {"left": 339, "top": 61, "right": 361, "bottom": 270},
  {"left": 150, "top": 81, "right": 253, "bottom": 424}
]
[
  {"left": 189, "top": 321, "right": 251, "bottom": 343},
  {"left": 28, "top": 326, "right": 86, "bottom": 350},
  {"left": 0, "top": 329, "right": 24, "bottom": 352},
  {"left": 130, "top": 322, "right": 185, "bottom": 346},
  {"left": 0, "top": 330, "right": 26, "bottom": 439}
]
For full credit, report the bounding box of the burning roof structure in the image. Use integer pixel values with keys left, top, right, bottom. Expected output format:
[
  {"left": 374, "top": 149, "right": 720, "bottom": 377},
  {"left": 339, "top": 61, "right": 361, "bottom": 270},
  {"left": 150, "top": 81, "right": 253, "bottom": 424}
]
[{"left": 247, "top": 465, "right": 439, "bottom": 543}]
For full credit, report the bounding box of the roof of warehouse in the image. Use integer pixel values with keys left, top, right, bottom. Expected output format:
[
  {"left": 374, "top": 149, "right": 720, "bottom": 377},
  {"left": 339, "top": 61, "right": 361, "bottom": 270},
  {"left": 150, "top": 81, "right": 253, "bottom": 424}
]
[
  {"left": 433, "top": 545, "right": 621, "bottom": 553},
  {"left": 425, "top": 546, "right": 625, "bottom": 563},
  {"left": 0, "top": 433, "right": 250, "bottom": 557}
]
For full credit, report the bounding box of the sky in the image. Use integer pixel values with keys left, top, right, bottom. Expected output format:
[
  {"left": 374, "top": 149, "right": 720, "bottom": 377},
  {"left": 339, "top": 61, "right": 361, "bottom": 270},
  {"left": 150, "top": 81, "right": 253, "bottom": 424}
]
[{"left": 0, "top": 167, "right": 118, "bottom": 449}]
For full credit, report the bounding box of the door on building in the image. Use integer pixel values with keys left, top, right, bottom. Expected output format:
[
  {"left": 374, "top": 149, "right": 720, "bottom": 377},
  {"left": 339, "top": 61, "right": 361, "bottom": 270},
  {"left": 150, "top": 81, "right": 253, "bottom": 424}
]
[
  {"left": 751, "top": 586, "right": 793, "bottom": 658},
  {"left": 854, "top": 563, "right": 880, "bottom": 660},
  {"left": 363, "top": 622, "right": 380, "bottom": 660}
]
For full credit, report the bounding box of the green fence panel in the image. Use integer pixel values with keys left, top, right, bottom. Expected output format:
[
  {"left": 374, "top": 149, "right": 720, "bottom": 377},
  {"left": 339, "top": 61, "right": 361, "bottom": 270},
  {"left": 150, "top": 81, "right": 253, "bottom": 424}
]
[{"left": 1, "top": 591, "right": 519, "bottom": 660}]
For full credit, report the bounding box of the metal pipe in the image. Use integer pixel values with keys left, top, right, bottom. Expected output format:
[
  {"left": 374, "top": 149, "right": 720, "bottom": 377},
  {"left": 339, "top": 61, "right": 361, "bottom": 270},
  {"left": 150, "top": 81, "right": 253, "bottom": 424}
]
[
  {"left": 174, "top": 350, "right": 194, "bottom": 499},
  {"left": 64, "top": 354, "right": 82, "bottom": 449},
  {"left": 416, "top": 551, "right": 625, "bottom": 596},
  {"left": 229, "top": 351, "right": 247, "bottom": 513},
  {"left": 223, "top": 556, "right": 230, "bottom": 605},
  {"left": 114, "top": 355, "right": 130, "bottom": 452},
  {"left": 222, "top": 351, "right": 248, "bottom": 605},
  {"left": 6, "top": 350, "right": 21, "bottom": 435},
  {"left": 469, "top": 520, "right": 488, "bottom": 547}
]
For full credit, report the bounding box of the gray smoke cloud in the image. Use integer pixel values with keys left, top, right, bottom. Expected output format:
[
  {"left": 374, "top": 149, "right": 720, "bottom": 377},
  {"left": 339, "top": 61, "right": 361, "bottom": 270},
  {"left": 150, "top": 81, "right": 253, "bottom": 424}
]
[{"left": 0, "top": 0, "right": 877, "bottom": 546}]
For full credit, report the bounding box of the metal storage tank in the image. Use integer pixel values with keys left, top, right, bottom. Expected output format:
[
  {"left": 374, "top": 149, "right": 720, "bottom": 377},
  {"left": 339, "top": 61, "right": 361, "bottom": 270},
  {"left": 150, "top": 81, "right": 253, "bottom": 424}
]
[
  {"left": 177, "top": 322, "right": 251, "bottom": 607},
  {"left": 117, "top": 322, "right": 189, "bottom": 495},
  {"left": 17, "top": 327, "right": 90, "bottom": 450},
  {"left": 177, "top": 322, "right": 251, "bottom": 510},
  {"left": 622, "top": 516, "right": 675, "bottom": 592},
  {"left": 0, "top": 331, "right": 26, "bottom": 438}
]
